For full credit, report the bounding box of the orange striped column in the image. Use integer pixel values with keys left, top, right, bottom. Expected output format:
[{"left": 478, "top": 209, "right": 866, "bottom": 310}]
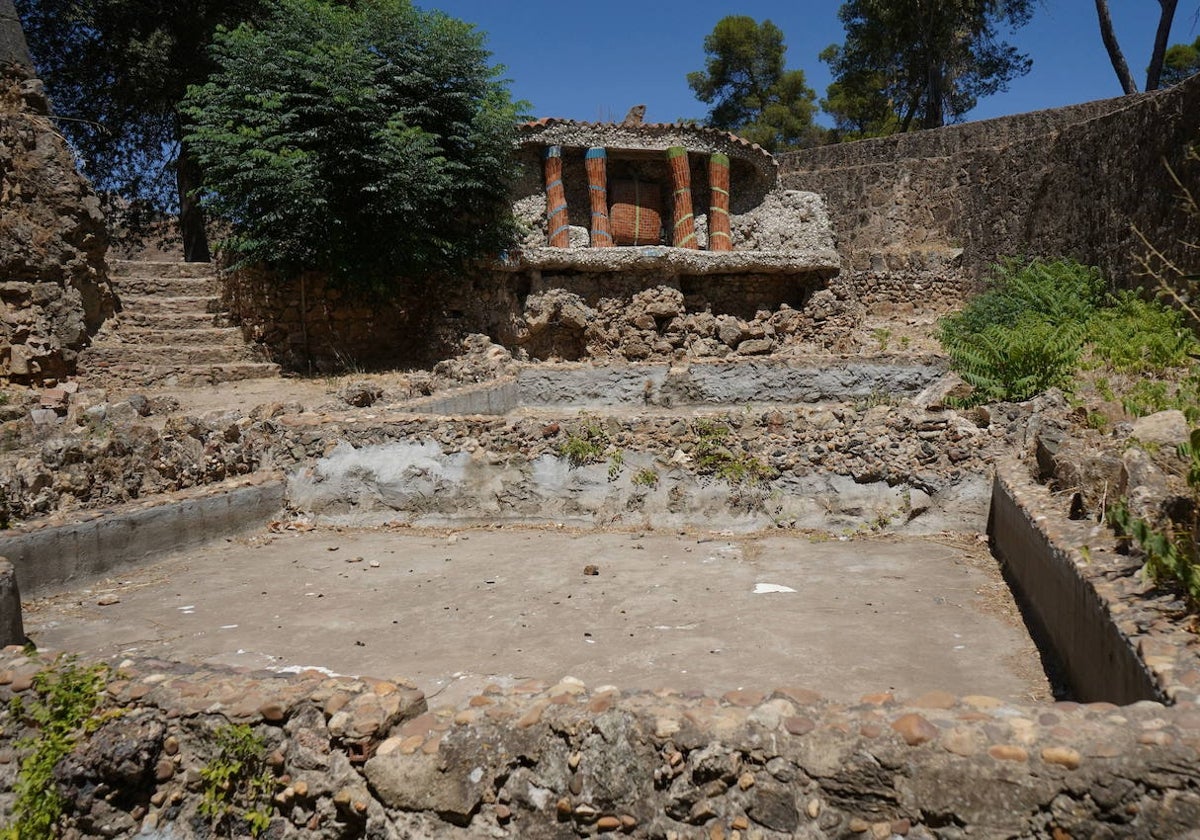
[
  {"left": 585, "top": 147, "right": 612, "bottom": 247},
  {"left": 666, "top": 146, "right": 698, "bottom": 249},
  {"left": 708, "top": 153, "right": 732, "bottom": 251},
  {"left": 544, "top": 145, "right": 570, "bottom": 247}
]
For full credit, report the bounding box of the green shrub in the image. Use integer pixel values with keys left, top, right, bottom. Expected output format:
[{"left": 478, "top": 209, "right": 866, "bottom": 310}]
[
  {"left": 940, "top": 258, "right": 1199, "bottom": 407},
  {"left": 182, "top": 0, "right": 522, "bottom": 288},
  {"left": 942, "top": 309, "right": 1085, "bottom": 404},
  {"left": 1120, "top": 373, "right": 1200, "bottom": 423},
  {"left": 938, "top": 259, "right": 1102, "bottom": 404},
  {"left": 1086, "top": 290, "right": 1199, "bottom": 373},
  {"left": 939, "top": 258, "right": 1104, "bottom": 345},
  {"left": 693, "top": 419, "right": 776, "bottom": 486}
]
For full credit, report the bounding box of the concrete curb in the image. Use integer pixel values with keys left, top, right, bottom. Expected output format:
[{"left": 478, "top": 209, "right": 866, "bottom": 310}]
[
  {"left": 989, "top": 460, "right": 1160, "bottom": 704},
  {"left": 0, "top": 476, "right": 286, "bottom": 596}
]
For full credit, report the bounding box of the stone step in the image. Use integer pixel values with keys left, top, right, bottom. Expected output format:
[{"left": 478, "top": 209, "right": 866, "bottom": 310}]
[
  {"left": 108, "top": 260, "right": 219, "bottom": 280},
  {"left": 118, "top": 294, "right": 221, "bottom": 316},
  {"left": 119, "top": 311, "right": 227, "bottom": 330},
  {"left": 116, "top": 327, "right": 246, "bottom": 347},
  {"left": 114, "top": 275, "right": 219, "bottom": 297},
  {"left": 79, "top": 361, "right": 282, "bottom": 388},
  {"left": 81, "top": 344, "right": 259, "bottom": 366}
]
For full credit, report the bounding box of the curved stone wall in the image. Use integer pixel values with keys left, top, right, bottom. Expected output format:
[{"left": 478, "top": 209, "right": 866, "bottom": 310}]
[{"left": 781, "top": 76, "right": 1200, "bottom": 284}]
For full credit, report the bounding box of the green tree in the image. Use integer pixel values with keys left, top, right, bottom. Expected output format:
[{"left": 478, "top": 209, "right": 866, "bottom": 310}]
[
  {"left": 822, "top": 0, "right": 1034, "bottom": 133},
  {"left": 818, "top": 57, "right": 898, "bottom": 140},
  {"left": 181, "top": 0, "right": 521, "bottom": 287},
  {"left": 14, "top": 0, "right": 268, "bottom": 261},
  {"left": 1162, "top": 35, "right": 1200, "bottom": 86},
  {"left": 687, "top": 16, "right": 821, "bottom": 151}
]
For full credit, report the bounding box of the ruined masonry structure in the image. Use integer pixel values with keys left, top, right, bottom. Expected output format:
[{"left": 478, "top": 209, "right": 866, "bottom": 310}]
[{"left": 508, "top": 119, "right": 840, "bottom": 278}]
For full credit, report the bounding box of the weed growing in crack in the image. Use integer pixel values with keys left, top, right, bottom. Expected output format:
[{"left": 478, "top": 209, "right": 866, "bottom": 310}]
[
  {"left": 632, "top": 467, "right": 660, "bottom": 488},
  {"left": 560, "top": 418, "right": 610, "bottom": 469},
  {"left": 199, "top": 723, "right": 275, "bottom": 837},
  {"left": 1109, "top": 428, "right": 1200, "bottom": 610},
  {"left": 693, "top": 419, "right": 775, "bottom": 486},
  {"left": 3, "top": 657, "right": 112, "bottom": 840}
]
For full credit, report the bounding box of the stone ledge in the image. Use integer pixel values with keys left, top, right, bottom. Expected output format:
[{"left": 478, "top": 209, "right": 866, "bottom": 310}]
[
  {"left": 496, "top": 246, "right": 841, "bottom": 276},
  {"left": 1, "top": 642, "right": 1198, "bottom": 838},
  {"left": 0, "top": 472, "right": 286, "bottom": 595}
]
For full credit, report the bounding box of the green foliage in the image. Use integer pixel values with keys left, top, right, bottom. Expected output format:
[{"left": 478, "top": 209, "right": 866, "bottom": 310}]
[
  {"left": 1162, "top": 36, "right": 1200, "bottom": 87},
  {"left": 945, "top": 312, "right": 1085, "bottom": 404},
  {"left": 1085, "top": 291, "right": 1199, "bottom": 373},
  {"left": 818, "top": 57, "right": 899, "bottom": 140},
  {"left": 1109, "top": 429, "right": 1200, "bottom": 609},
  {"left": 822, "top": 0, "right": 1034, "bottom": 133},
  {"left": 15, "top": 0, "right": 267, "bottom": 257},
  {"left": 1119, "top": 373, "right": 1200, "bottom": 424},
  {"left": 199, "top": 723, "right": 275, "bottom": 837},
  {"left": 606, "top": 450, "right": 624, "bottom": 482},
  {"left": 872, "top": 328, "right": 891, "bottom": 351},
  {"left": 941, "top": 258, "right": 1104, "bottom": 343},
  {"left": 632, "top": 467, "right": 659, "bottom": 488},
  {"left": 687, "top": 16, "right": 822, "bottom": 151},
  {"left": 941, "top": 257, "right": 1200, "bottom": 407},
  {"left": 693, "top": 419, "right": 775, "bottom": 486},
  {"left": 182, "top": 0, "right": 521, "bottom": 287},
  {"left": 939, "top": 259, "right": 1102, "bottom": 404},
  {"left": 560, "top": 420, "right": 610, "bottom": 469},
  {"left": 3, "top": 657, "right": 111, "bottom": 840}
]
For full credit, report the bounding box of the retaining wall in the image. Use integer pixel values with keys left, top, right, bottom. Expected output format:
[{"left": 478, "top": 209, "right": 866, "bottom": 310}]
[
  {"left": 782, "top": 75, "right": 1200, "bottom": 282},
  {"left": 3, "top": 460, "right": 1200, "bottom": 836},
  {"left": 0, "top": 474, "right": 285, "bottom": 595},
  {"left": 404, "top": 358, "right": 950, "bottom": 415}
]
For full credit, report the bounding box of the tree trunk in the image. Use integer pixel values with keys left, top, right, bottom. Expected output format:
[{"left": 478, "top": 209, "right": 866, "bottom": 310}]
[
  {"left": 176, "top": 143, "right": 211, "bottom": 263},
  {"left": 1094, "top": 0, "right": 1138, "bottom": 94},
  {"left": 1145, "top": 0, "right": 1179, "bottom": 90}
]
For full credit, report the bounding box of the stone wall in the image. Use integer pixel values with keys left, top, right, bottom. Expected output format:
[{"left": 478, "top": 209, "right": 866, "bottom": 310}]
[
  {"left": 2, "top": 463, "right": 1200, "bottom": 838},
  {"left": 782, "top": 75, "right": 1200, "bottom": 283},
  {"left": 0, "top": 64, "right": 112, "bottom": 382},
  {"left": 225, "top": 263, "right": 972, "bottom": 371}
]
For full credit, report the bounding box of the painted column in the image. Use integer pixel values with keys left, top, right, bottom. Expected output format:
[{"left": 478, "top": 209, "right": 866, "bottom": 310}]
[
  {"left": 584, "top": 147, "right": 612, "bottom": 247},
  {"left": 544, "top": 145, "right": 570, "bottom": 247},
  {"left": 667, "top": 146, "right": 698, "bottom": 249},
  {"left": 708, "top": 152, "right": 732, "bottom": 252}
]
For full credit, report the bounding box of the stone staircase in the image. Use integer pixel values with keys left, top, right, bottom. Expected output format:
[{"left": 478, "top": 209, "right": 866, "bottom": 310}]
[{"left": 79, "top": 261, "right": 280, "bottom": 387}]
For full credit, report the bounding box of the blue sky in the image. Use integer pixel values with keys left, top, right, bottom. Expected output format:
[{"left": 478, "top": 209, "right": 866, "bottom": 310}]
[{"left": 418, "top": 1, "right": 1198, "bottom": 126}]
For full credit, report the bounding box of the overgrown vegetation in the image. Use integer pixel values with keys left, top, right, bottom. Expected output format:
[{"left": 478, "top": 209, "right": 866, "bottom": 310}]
[
  {"left": 1109, "top": 429, "right": 1200, "bottom": 609},
  {"left": 560, "top": 419, "right": 611, "bottom": 468},
  {"left": 632, "top": 467, "right": 660, "bottom": 488},
  {"left": 182, "top": 0, "right": 521, "bottom": 287},
  {"left": 693, "top": 419, "right": 776, "bottom": 486},
  {"left": 3, "top": 657, "right": 112, "bottom": 840},
  {"left": 199, "top": 723, "right": 275, "bottom": 837},
  {"left": 939, "top": 258, "right": 1199, "bottom": 406}
]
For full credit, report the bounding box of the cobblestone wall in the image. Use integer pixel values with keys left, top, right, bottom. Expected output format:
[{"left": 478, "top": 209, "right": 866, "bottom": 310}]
[
  {"left": 0, "top": 66, "right": 112, "bottom": 382},
  {"left": 2, "top": 465, "right": 1200, "bottom": 838},
  {"left": 782, "top": 76, "right": 1200, "bottom": 283}
]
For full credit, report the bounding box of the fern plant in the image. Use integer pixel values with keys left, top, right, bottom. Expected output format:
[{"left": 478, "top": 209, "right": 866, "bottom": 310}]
[
  {"left": 1086, "top": 290, "right": 1199, "bottom": 373},
  {"left": 942, "top": 310, "right": 1085, "bottom": 404},
  {"left": 940, "top": 258, "right": 1103, "bottom": 344}
]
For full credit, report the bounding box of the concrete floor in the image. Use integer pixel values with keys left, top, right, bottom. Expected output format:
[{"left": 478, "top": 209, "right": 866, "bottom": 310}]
[{"left": 23, "top": 526, "right": 1052, "bottom": 707}]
